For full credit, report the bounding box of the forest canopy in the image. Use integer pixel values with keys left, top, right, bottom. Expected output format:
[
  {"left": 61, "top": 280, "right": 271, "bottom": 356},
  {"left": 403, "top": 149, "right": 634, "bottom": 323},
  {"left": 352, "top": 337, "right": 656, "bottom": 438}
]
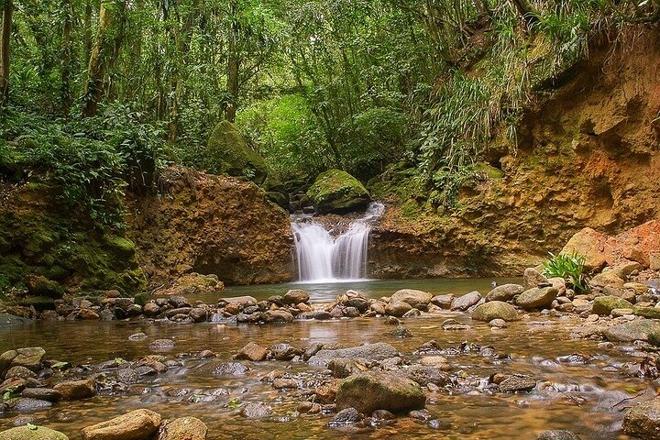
[{"left": 0, "top": 0, "right": 657, "bottom": 224}]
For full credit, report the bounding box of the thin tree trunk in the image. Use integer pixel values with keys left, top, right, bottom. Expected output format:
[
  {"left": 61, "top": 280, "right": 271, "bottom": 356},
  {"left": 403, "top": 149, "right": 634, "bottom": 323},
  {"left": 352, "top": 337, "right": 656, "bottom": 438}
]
[
  {"left": 83, "top": 0, "right": 93, "bottom": 60},
  {"left": 61, "top": 0, "right": 74, "bottom": 115},
  {"left": 82, "top": 0, "right": 125, "bottom": 117},
  {"left": 0, "top": 0, "right": 13, "bottom": 104},
  {"left": 225, "top": 0, "right": 239, "bottom": 122}
]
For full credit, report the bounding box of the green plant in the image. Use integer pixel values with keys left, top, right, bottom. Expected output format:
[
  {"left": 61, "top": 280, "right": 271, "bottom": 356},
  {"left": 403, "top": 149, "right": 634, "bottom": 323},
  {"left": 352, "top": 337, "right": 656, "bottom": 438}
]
[{"left": 543, "top": 252, "right": 587, "bottom": 292}]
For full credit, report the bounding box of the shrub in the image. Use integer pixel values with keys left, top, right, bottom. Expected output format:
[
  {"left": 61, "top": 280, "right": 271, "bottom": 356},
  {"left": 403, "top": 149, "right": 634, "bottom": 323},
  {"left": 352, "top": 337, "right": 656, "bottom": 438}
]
[{"left": 543, "top": 252, "right": 587, "bottom": 292}]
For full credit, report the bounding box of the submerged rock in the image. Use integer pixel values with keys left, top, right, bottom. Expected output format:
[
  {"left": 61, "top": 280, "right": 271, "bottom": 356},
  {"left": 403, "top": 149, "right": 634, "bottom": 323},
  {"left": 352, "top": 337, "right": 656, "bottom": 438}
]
[
  {"left": 240, "top": 402, "right": 272, "bottom": 419},
  {"left": 235, "top": 342, "right": 268, "bottom": 362},
  {"left": 0, "top": 426, "right": 68, "bottom": 440},
  {"left": 307, "top": 343, "right": 398, "bottom": 367},
  {"left": 81, "top": 409, "right": 161, "bottom": 440},
  {"left": 328, "top": 408, "right": 364, "bottom": 428},
  {"left": 498, "top": 376, "right": 536, "bottom": 393},
  {"left": 53, "top": 378, "right": 96, "bottom": 401},
  {"left": 623, "top": 399, "right": 660, "bottom": 440},
  {"left": 336, "top": 372, "right": 425, "bottom": 414},
  {"left": 472, "top": 301, "right": 519, "bottom": 322}
]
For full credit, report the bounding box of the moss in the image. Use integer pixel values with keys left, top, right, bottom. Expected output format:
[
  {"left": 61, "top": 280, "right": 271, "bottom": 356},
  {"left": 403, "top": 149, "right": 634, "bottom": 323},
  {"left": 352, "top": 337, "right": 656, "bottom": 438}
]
[
  {"left": 206, "top": 120, "right": 268, "bottom": 183},
  {"left": 134, "top": 291, "right": 150, "bottom": 306},
  {"left": 475, "top": 162, "right": 504, "bottom": 179},
  {"left": 400, "top": 199, "right": 421, "bottom": 219},
  {"left": 104, "top": 235, "right": 137, "bottom": 258},
  {"left": 307, "top": 169, "right": 370, "bottom": 213}
]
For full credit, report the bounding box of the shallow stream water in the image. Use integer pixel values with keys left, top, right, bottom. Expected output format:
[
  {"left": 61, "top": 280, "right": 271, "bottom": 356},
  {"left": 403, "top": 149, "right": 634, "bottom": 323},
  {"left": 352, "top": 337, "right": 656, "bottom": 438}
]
[{"left": 0, "top": 279, "right": 652, "bottom": 439}]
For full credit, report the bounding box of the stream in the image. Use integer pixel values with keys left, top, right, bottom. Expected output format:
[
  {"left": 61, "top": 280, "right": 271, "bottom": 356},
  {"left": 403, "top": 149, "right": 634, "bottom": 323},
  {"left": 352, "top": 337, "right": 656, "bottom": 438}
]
[{"left": 1, "top": 279, "right": 651, "bottom": 439}]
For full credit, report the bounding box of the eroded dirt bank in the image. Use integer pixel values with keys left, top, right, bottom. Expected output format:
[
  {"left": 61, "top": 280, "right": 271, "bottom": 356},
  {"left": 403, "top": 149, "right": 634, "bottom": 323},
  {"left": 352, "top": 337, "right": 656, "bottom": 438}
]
[{"left": 367, "top": 25, "right": 659, "bottom": 279}]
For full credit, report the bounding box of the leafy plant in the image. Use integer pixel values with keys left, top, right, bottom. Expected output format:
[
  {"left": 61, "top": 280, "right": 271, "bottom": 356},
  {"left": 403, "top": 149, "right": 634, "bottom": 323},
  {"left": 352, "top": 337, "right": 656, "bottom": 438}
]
[{"left": 543, "top": 252, "right": 587, "bottom": 292}]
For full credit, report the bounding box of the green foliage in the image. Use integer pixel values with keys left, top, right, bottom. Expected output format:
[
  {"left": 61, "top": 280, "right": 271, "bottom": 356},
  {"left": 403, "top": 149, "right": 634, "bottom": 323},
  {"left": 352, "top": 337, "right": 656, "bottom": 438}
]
[
  {"left": 0, "top": 105, "right": 166, "bottom": 228},
  {"left": 543, "top": 252, "right": 587, "bottom": 292}
]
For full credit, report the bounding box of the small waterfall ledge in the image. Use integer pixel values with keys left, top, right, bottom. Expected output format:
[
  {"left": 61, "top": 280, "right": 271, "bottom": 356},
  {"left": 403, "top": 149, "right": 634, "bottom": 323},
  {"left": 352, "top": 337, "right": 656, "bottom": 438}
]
[{"left": 291, "top": 202, "right": 384, "bottom": 283}]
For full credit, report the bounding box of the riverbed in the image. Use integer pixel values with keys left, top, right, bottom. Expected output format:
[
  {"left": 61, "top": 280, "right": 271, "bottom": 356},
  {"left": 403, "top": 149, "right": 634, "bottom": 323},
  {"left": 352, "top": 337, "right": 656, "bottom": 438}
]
[{"left": 0, "top": 279, "right": 653, "bottom": 439}]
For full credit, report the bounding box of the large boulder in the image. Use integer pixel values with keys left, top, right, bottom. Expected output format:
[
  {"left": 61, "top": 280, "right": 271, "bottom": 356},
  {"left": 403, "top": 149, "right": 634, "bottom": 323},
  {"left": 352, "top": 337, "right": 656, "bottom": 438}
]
[
  {"left": 306, "top": 169, "right": 370, "bottom": 214},
  {"left": 604, "top": 319, "right": 660, "bottom": 344},
  {"left": 336, "top": 373, "right": 425, "bottom": 414},
  {"left": 81, "top": 409, "right": 162, "bottom": 440},
  {"left": 592, "top": 296, "right": 633, "bottom": 316},
  {"left": 206, "top": 120, "right": 267, "bottom": 183},
  {"left": 0, "top": 426, "right": 68, "bottom": 440},
  {"left": 385, "top": 301, "right": 412, "bottom": 317},
  {"left": 623, "top": 399, "right": 660, "bottom": 440},
  {"left": 390, "top": 290, "right": 433, "bottom": 310},
  {"left": 158, "top": 417, "right": 207, "bottom": 440},
  {"left": 485, "top": 284, "right": 524, "bottom": 302},
  {"left": 283, "top": 289, "right": 310, "bottom": 305},
  {"left": 560, "top": 227, "right": 609, "bottom": 271},
  {"left": 523, "top": 268, "right": 547, "bottom": 289},
  {"left": 516, "top": 287, "right": 557, "bottom": 311},
  {"left": 590, "top": 271, "right": 625, "bottom": 289},
  {"left": 472, "top": 301, "right": 519, "bottom": 322}
]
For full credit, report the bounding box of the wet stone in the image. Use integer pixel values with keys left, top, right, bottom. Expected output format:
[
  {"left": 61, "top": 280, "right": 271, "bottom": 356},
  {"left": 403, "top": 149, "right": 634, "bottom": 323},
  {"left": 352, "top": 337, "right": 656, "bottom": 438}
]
[
  {"left": 20, "top": 387, "right": 62, "bottom": 402},
  {"left": 498, "top": 376, "right": 537, "bottom": 393},
  {"left": 240, "top": 402, "right": 272, "bottom": 419},
  {"left": 329, "top": 408, "right": 363, "bottom": 428},
  {"left": 149, "top": 339, "right": 176, "bottom": 352},
  {"left": 537, "top": 430, "right": 583, "bottom": 440},
  {"left": 212, "top": 362, "right": 250, "bottom": 376},
  {"left": 6, "top": 397, "right": 52, "bottom": 413}
]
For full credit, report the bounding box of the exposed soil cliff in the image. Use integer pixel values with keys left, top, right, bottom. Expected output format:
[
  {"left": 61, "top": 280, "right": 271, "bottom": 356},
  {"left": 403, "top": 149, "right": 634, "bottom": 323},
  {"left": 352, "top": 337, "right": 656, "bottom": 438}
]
[
  {"left": 368, "top": 25, "right": 659, "bottom": 278},
  {"left": 126, "top": 167, "right": 294, "bottom": 287}
]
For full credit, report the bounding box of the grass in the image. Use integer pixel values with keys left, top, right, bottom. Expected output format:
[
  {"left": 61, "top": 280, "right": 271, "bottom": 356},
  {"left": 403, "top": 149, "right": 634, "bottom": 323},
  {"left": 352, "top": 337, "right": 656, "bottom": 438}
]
[{"left": 543, "top": 251, "right": 587, "bottom": 292}]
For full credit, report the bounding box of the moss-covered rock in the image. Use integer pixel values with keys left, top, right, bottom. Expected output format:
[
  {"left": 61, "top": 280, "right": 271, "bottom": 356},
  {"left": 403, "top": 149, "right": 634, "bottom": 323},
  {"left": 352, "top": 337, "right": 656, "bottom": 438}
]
[
  {"left": 207, "top": 120, "right": 268, "bottom": 183},
  {"left": 0, "top": 425, "right": 68, "bottom": 440},
  {"left": 472, "top": 301, "right": 520, "bottom": 322},
  {"left": 592, "top": 296, "right": 633, "bottom": 316},
  {"left": 307, "top": 169, "right": 371, "bottom": 213},
  {"left": 104, "top": 235, "right": 137, "bottom": 258},
  {"left": 336, "top": 372, "right": 425, "bottom": 414}
]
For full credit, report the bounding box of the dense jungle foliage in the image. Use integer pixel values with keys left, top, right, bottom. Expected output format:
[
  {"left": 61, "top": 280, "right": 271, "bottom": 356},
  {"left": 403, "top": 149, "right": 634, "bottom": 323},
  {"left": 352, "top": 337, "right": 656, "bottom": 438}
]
[{"left": 0, "top": 0, "right": 657, "bottom": 225}]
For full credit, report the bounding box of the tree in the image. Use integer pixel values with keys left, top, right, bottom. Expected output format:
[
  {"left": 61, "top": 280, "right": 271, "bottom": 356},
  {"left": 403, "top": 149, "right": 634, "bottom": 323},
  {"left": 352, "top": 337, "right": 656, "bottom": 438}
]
[
  {"left": 0, "top": 0, "right": 12, "bottom": 103},
  {"left": 82, "top": 0, "right": 126, "bottom": 117}
]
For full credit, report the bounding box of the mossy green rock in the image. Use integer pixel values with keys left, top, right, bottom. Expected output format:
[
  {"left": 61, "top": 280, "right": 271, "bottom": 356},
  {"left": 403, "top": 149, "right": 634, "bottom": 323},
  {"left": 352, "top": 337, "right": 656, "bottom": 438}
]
[
  {"left": 307, "top": 169, "right": 370, "bottom": 213},
  {"left": 604, "top": 319, "right": 660, "bottom": 343},
  {"left": 207, "top": 120, "right": 267, "bottom": 183},
  {"left": 104, "top": 235, "right": 137, "bottom": 258},
  {"left": 592, "top": 296, "right": 633, "bottom": 316},
  {"left": 0, "top": 426, "right": 68, "bottom": 440},
  {"left": 336, "top": 372, "right": 425, "bottom": 413},
  {"left": 633, "top": 306, "right": 660, "bottom": 320},
  {"left": 472, "top": 301, "right": 519, "bottom": 322}
]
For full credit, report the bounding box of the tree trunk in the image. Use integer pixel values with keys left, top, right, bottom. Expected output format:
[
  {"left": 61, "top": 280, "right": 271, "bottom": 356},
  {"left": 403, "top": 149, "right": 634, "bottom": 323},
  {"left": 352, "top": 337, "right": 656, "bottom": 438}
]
[
  {"left": 61, "top": 0, "right": 74, "bottom": 115},
  {"left": 82, "top": 0, "right": 126, "bottom": 117},
  {"left": 225, "top": 0, "right": 240, "bottom": 122},
  {"left": 0, "top": 0, "right": 13, "bottom": 104}
]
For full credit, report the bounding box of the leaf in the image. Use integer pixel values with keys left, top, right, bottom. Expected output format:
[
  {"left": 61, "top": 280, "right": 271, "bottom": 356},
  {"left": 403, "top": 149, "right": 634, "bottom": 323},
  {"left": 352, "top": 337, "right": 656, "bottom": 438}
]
[{"left": 27, "top": 423, "right": 38, "bottom": 431}]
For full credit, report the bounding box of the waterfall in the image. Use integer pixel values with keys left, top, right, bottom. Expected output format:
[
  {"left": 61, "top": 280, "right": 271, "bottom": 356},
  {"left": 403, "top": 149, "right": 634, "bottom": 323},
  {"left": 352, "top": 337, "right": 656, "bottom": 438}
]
[{"left": 292, "top": 202, "right": 384, "bottom": 282}]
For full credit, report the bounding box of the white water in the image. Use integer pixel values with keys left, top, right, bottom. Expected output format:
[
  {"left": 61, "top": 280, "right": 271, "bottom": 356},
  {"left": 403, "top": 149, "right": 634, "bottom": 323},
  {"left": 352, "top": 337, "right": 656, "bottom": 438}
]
[{"left": 291, "top": 202, "right": 384, "bottom": 283}]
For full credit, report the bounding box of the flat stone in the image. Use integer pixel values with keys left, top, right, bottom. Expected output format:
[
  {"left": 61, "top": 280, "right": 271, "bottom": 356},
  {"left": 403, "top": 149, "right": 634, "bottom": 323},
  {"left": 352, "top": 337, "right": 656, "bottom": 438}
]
[
  {"left": 498, "top": 376, "right": 536, "bottom": 393},
  {"left": 308, "top": 343, "right": 398, "bottom": 368},
  {"left": 451, "top": 291, "right": 482, "bottom": 311},
  {"left": 485, "top": 284, "right": 524, "bottom": 302},
  {"left": 537, "top": 430, "right": 582, "bottom": 440},
  {"left": 623, "top": 399, "right": 660, "bottom": 440},
  {"left": 235, "top": 342, "right": 268, "bottom": 362},
  {"left": 604, "top": 319, "right": 660, "bottom": 343},
  {"left": 157, "top": 416, "right": 207, "bottom": 440},
  {"left": 81, "top": 409, "right": 161, "bottom": 440},
  {"left": 592, "top": 296, "right": 632, "bottom": 316}
]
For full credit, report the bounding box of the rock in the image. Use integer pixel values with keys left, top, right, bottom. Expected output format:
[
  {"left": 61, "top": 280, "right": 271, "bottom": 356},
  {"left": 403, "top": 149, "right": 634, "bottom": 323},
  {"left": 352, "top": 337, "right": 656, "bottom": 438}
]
[
  {"left": 314, "top": 381, "right": 339, "bottom": 403},
  {"left": 611, "top": 308, "right": 634, "bottom": 317},
  {"left": 157, "top": 417, "right": 207, "bottom": 440},
  {"left": 0, "top": 426, "right": 68, "bottom": 440},
  {"left": 5, "top": 366, "right": 36, "bottom": 379},
  {"left": 149, "top": 339, "right": 175, "bottom": 352},
  {"left": 1, "top": 347, "right": 45, "bottom": 373},
  {"left": 6, "top": 397, "right": 52, "bottom": 413},
  {"left": 516, "top": 287, "right": 558, "bottom": 310},
  {"left": 489, "top": 318, "right": 507, "bottom": 328},
  {"left": 21, "top": 388, "right": 61, "bottom": 402},
  {"left": 623, "top": 399, "right": 660, "bottom": 440},
  {"left": 269, "top": 343, "right": 301, "bottom": 361},
  {"left": 523, "top": 268, "right": 548, "bottom": 288},
  {"left": 206, "top": 120, "right": 268, "bottom": 182},
  {"left": 498, "top": 376, "right": 536, "bottom": 393},
  {"left": 604, "top": 319, "right": 660, "bottom": 343},
  {"left": 272, "top": 378, "right": 298, "bottom": 389},
  {"left": 472, "top": 301, "right": 519, "bottom": 322},
  {"left": 189, "top": 308, "right": 208, "bottom": 323},
  {"left": 560, "top": 227, "right": 608, "bottom": 271},
  {"left": 450, "top": 291, "right": 482, "bottom": 311},
  {"left": 235, "top": 342, "right": 268, "bottom": 362},
  {"left": 298, "top": 402, "right": 321, "bottom": 414},
  {"left": 634, "top": 306, "right": 660, "bottom": 319},
  {"left": 283, "top": 289, "right": 310, "bottom": 305},
  {"left": 537, "top": 430, "right": 582, "bottom": 440},
  {"left": 624, "top": 282, "right": 650, "bottom": 294},
  {"left": 25, "top": 275, "right": 65, "bottom": 299},
  {"left": 240, "top": 402, "right": 272, "bottom": 419},
  {"left": 263, "top": 309, "right": 294, "bottom": 323},
  {"left": 308, "top": 343, "right": 398, "bottom": 368},
  {"left": 143, "top": 303, "right": 160, "bottom": 317},
  {"left": 405, "top": 365, "right": 449, "bottom": 387},
  {"left": 590, "top": 271, "right": 625, "bottom": 289},
  {"left": 212, "top": 362, "right": 249, "bottom": 376},
  {"left": 485, "top": 284, "right": 524, "bottom": 302},
  {"left": 401, "top": 308, "right": 421, "bottom": 318},
  {"left": 610, "top": 261, "right": 642, "bottom": 279},
  {"left": 53, "top": 378, "right": 96, "bottom": 400},
  {"left": 328, "top": 359, "right": 368, "bottom": 378},
  {"left": 328, "top": 408, "right": 363, "bottom": 428},
  {"left": 160, "top": 273, "right": 223, "bottom": 297},
  {"left": 592, "top": 296, "right": 633, "bottom": 316},
  {"left": 307, "top": 169, "right": 370, "bottom": 213},
  {"left": 390, "top": 290, "right": 433, "bottom": 310},
  {"left": 385, "top": 301, "right": 412, "bottom": 317},
  {"left": 81, "top": 409, "right": 162, "bottom": 440},
  {"left": 430, "top": 294, "right": 453, "bottom": 309},
  {"left": 391, "top": 325, "right": 413, "bottom": 338},
  {"left": 336, "top": 373, "right": 425, "bottom": 414},
  {"left": 222, "top": 296, "right": 257, "bottom": 309}
]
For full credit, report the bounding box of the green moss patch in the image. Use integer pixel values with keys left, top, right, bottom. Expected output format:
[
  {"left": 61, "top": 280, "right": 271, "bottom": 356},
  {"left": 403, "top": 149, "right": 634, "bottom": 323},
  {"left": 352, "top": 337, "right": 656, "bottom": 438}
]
[{"left": 307, "top": 169, "right": 371, "bottom": 213}]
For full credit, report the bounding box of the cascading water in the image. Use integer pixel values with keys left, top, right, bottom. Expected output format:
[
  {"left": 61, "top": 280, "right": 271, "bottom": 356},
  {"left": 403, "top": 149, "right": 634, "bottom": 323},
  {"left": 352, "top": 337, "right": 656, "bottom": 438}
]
[{"left": 291, "top": 202, "right": 384, "bottom": 282}]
